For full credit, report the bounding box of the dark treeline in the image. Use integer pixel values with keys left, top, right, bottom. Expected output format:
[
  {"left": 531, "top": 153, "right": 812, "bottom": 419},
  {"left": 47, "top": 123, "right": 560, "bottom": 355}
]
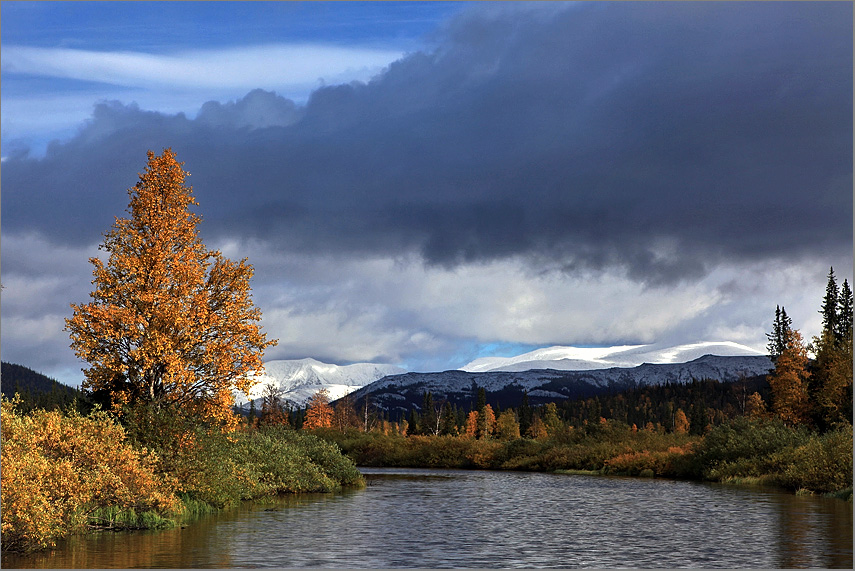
[{"left": 0, "top": 362, "right": 88, "bottom": 414}]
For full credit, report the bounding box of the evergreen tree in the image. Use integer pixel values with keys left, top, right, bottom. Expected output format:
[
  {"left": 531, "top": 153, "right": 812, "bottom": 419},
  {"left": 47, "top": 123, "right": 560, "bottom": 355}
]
[
  {"left": 518, "top": 391, "right": 533, "bottom": 436},
  {"left": 689, "top": 380, "right": 707, "bottom": 435},
  {"left": 439, "top": 401, "right": 457, "bottom": 436},
  {"left": 476, "top": 387, "right": 487, "bottom": 412},
  {"left": 406, "top": 408, "right": 420, "bottom": 436},
  {"left": 766, "top": 305, "right": 792, "bottom": 361},
  {"left": 820, "top": 267, "right": 839, "bottom": 342},
  {"left": 421, "top": 391, "right": 438, "bottom": 435},
  {"left": 248, "top": 398, "right": 257, "bottom": 426},
  {"left": 837, "top": 279, "right": 853, "bottom": 343}
]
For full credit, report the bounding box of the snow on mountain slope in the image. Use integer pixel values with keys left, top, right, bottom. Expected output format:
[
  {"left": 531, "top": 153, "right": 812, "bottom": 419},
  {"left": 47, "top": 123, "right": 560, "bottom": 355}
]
[
  {"left": 349, "top": 354, "right": 774, "bottom": 415},
  {"left": 242, "top": 358, "right": 405, "bottom": 406},
  {"left": 461, "top": 341, "right": 765, "bottom": 373}
]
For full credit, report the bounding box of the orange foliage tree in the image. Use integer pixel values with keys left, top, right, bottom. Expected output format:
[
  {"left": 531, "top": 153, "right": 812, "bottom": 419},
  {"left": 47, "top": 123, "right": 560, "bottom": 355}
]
[
  {"left": 65, "top": 149, "right": 277, "bottom": 429},
  {"left": 768, "top": 328, "right": 811, "bottom": 426},
  {"left": 303, "top": 389, "right": 334, "bottom": 429},
  {"left": 673, "top": 408, "right": 690, "bottom": 434}
]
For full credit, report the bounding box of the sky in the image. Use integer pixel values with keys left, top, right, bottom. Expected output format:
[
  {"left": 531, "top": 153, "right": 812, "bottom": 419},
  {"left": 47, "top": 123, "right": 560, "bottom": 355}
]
[{"left": 1, "top": 1, "right": 852, "bottom": 388}]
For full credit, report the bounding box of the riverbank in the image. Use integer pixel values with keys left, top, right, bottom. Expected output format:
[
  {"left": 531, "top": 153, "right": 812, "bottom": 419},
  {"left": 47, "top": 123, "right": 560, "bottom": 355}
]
[
  {"left": 311, "top": 416, "right": 853, "bottom": 499},
  {"left": 0, "top": 397, "right": 364, "bottom": 553}
]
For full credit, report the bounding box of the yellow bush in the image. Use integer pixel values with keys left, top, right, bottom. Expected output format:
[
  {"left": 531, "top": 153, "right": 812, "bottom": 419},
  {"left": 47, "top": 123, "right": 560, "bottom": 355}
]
[{"left": 1, "top": 397, "right": 179, "bottom": 551}]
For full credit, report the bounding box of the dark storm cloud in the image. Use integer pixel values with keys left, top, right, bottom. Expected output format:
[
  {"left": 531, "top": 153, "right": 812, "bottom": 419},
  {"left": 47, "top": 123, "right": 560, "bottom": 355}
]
[{"left": 3, "top": 2, "right": 851, "bottom": 284}]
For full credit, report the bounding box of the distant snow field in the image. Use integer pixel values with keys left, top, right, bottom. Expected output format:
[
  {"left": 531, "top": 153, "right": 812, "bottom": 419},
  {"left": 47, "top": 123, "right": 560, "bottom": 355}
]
[{"left": 238, "top": 342, "right": 768, "bottom": 407}]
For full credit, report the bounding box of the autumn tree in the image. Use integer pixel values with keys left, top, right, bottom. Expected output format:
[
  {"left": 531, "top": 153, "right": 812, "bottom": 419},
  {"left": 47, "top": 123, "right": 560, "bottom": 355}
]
[
  {"left": 745, "top": 392, "right": 768, "bottom": 419},
  {"left": 479, "top": 404, "right": 497, "bottom": 439},
  {"left": 259, "top": 383, "right": 289, "bottom": 427},
  {"left": 303, "top": 389, "right": 334, "bottom": 430},
  {"left": 66, "top": 149, "right": 277, "bottom": 429},
  {"left": 464, "top": 410, "right": 479, "bottom": 438},
  {"left": 332, "top": 393, "right": 360, "bottom": 431},
  {"left": 768, "top": 329, "right": 811, "bottom": 426},
  {"left": 673, "top": 408, "right": 689, "bottom": 434},
  {"left": 495, "top": 409, "right": 521, "bottom": 440}
]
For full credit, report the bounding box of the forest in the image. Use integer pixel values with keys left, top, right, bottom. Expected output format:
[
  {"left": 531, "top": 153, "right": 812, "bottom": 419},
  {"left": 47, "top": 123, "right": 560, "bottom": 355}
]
[{"left": 2, "top": 150, "right": 851, "bottom": 554}]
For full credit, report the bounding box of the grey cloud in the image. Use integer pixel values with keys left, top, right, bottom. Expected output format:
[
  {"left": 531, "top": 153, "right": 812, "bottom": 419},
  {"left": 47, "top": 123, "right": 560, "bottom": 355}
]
[{"left": 3, "top": 2, "right": 851, "bottom": 285}]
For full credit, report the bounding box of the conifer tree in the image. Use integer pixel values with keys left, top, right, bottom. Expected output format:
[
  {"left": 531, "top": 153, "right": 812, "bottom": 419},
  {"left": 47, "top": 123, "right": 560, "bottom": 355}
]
[
  {"left": 837, "top": 279, "right": 853, "bottom": 343},
  {"left": 439, "top": 402, "right": 457, "bottom": 436},
  {"left": 766, "top": 305, "right": 792, "bottom": 361},
  {"left": 65, "top": 149, "right": 277, "bottom": 428},
  {"left": 464, "top": 410, "right": 479, "bottom": 438},
  {"left": 518, "top": 390, "right": 533, "bottom": 436},
  {"left": 420, "top": 391, "right": 438, "bottom": 435},
  {"left": 820, "top": 267, "right": 839, "bottom": 342}
]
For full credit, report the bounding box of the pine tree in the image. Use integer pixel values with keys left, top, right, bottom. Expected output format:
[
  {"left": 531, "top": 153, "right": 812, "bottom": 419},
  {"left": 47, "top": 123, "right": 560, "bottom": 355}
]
[
  {"left": 518, "top": 391, "right": 533, "bottom": 436},
  {"left": 820, "top": 267, "right": 839, "bottom": 342},
  {"left": 65, "top": 149, "right": 277, "bottom": 429},
  {"left": 406, "top": 408, "right": 420, "bottom": 436},
  {"left": 766, "top": 305, "right": 792, "bottom": 361},
  {"left": 439, "top": 401, "right": 457, "bottom": 436},
  {"left": 420, "top": 391, "right": 437, "bottom": 435},
  {"left": 837, "top": 279, "right": 853, "bottom": 344}
]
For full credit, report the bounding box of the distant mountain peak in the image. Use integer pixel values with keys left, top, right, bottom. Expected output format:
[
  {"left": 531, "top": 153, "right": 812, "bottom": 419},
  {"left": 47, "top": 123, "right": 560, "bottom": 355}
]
[
  {"left": 460, "top": 341, "right": 765, "bottom": 373},
  {"left": 242, "top": 358, "right": 406, "bottom": 406}
]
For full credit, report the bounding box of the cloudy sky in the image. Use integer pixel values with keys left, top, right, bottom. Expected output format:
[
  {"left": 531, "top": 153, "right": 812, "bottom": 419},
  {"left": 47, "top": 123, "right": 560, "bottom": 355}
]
[{"left": 2, "top": 1, "right": 852, "bottom": 387}]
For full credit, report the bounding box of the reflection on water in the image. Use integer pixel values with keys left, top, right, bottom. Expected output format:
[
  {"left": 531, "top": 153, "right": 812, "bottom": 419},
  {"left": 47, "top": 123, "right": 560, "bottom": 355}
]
[{"left": 3, "top": 468, "right": 852, "bottom": 569}]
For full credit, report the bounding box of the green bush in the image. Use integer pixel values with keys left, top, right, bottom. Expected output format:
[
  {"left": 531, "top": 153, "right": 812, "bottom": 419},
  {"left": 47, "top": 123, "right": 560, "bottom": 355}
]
[
  {"left": 778, "top": 426, "right": 853, "bottom": 493},
  {"left": 693, "top": 417, "right": 810, "bottom": 481}
]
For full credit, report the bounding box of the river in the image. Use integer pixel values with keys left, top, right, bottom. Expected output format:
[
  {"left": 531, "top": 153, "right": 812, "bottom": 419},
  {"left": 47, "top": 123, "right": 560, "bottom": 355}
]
[{"left": 3, "top": 468, "right": 852, "bottom": 568}]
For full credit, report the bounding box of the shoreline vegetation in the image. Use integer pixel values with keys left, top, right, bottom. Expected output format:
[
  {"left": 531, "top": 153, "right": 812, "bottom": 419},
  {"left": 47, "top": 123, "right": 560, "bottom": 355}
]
[
  {"left": 310, "top": 418, "right": 853, "bottom": 501},
  {"left": 0, "top": 396, "right": 365, "bottom": 552}
]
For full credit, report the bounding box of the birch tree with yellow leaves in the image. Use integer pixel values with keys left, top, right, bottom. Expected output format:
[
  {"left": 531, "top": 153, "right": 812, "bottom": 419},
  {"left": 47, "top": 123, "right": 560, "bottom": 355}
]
[{"left": 66, "top": 149, "right": 277, "bottom": 429}]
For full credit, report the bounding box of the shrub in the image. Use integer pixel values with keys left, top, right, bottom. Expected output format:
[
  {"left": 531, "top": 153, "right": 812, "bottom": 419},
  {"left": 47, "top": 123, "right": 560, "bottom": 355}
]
[
  {"left": 693, "top": 417, "right": 810, "bottom": 481},
  {"left": 778, "top": 426, "right": 853, "bottom": 493},
  {"left": 1, "top": 397, "right": 179, "bottom": 551}
]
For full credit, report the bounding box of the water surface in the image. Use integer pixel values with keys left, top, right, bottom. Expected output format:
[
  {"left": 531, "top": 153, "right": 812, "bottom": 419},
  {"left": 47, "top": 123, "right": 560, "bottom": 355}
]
[{"left": 3, "top": 468, "right": 852, "bottom": 568}]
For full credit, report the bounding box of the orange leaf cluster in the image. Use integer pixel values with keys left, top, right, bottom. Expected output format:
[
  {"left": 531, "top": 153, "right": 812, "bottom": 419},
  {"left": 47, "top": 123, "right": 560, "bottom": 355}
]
[
  {"left": 65, "top": 149, "right": 276, "bottom": 427},
  {"left": 303, "top": 389, "right": 334, "bottom": 429},
  {"left": 1, "top": 397, "right": 179, "bottom": 551}
]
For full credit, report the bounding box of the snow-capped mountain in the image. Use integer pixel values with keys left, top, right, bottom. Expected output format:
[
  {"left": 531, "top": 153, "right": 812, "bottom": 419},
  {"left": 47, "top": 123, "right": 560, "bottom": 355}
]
[
  {"left": 347, "top": 353, "right": 774, "bottom": 416},
  {"left": 241, "top": 358, "right": 405, "bottom": 406},
  {"left": 461, "top": 341, "right": 766, "bottom": 373}
]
